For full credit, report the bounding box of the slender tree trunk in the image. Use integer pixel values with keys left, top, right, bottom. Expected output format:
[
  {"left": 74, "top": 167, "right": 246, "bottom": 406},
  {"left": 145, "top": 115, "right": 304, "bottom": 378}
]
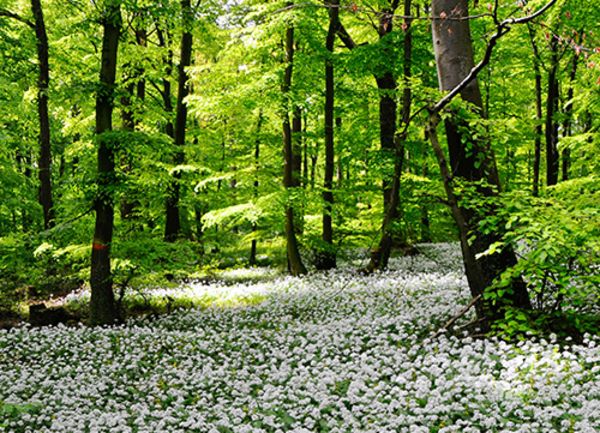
[
  {"left": 119, "top": 26, "right": 146, "bottom": 220},
  {"left": 165, "top": 0, "right": 193, "bottom": 241},
  {"left": 527, "top": 25, "right": 542, "bottom": 196},
  {"left": 420, "top": 162, "right": 432, "bottom": 242},
  {"left": 282, "top": 20, "right": 307, "bottom": 276},
  {"left": 250, "top": 111, "right": 263, "bottom": 266},
  {"left": 316, "top": 0, "right": 339, "bottom": 270},
  {"left": 31, "top": 0, "right": 54, "bottom": 229},
  {"left": 156, "top": 25, "right": 175, "bottom": 140},
  {"left": 430, "top": 0, "right": 531, "bottom": 320},
  {"left": 545, "top": 35, "right": 560, "bottom": 186},
  {"left": 562, "top": 32, "right": 582, "bottom": 181},
  {"left": 292, "top": 105, "right": 304, "bottom": 234},
  {"left": 90, "top": 0, "right": 121, "bottom": 326},
  {"left": 302, "top": 110, "right": 308, "bottom": 187}
]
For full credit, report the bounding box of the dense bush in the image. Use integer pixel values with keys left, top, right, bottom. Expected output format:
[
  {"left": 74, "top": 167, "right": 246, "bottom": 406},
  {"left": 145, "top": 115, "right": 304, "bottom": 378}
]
[{"left": 480, "top": 176, "right": 600, "bottom": 337}]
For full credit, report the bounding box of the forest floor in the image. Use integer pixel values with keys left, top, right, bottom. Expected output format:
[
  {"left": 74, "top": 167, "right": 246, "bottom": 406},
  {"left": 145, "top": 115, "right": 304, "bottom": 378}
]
[{"left": 0, "top": 244, "right": 599, "bottom": 432}]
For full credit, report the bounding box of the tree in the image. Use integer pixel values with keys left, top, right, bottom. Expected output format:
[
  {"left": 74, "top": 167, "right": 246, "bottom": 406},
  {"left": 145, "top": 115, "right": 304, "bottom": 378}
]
[
  {"left": 282, "top": 11, "right": 307, "bottom": 276},
  {"left": 30, "top": 0, "right": 54, "bottom": 229},
  {"left": 165, "top": 0, "right": 194, "bottom": 241},
  {"left": 314, "top": 0, "right": 339, "bottom": 271},
  {"left": 425, "top": 0, "right": 556, "bottom": 321},
  {"left": 90, "top": 0, "right": 122, "bottom": 325},
  {"left": 0, "top": 2, "right": 55, "bottom": 229},
  {"left": 333, "top": 0, "right": 410, "bottom": 272}
]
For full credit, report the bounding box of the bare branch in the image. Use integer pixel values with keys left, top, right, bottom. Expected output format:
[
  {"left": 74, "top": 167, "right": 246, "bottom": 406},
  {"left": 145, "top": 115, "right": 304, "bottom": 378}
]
[
  {"left": 0, "top": 9, "right": 35, "bottom": 28},
  {"left": 433, "top": 294, "right": 482, "bottom": 338}
]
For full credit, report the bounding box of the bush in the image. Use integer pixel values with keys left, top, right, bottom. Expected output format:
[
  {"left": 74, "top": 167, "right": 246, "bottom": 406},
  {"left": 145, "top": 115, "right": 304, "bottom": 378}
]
[{"left": 480, "top": 176, "right": 600, "bottom": 337}]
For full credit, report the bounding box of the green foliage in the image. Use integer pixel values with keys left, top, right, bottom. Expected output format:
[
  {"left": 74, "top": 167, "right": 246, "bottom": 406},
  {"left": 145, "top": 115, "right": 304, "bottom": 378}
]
[{"left": 482, "top": 176, "right": 600, "bottom": 337}]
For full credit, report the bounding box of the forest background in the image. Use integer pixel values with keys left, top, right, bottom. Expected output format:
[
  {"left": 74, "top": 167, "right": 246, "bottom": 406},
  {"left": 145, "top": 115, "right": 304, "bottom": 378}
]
[{"left": 0, "top": 0, "right": 598, "bottom": 334}]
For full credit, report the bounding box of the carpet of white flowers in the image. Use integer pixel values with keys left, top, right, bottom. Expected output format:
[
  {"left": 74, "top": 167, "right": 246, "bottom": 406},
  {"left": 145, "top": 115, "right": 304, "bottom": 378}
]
[{"left": 1, "top": 244, "right": 599, "bottom": 433}]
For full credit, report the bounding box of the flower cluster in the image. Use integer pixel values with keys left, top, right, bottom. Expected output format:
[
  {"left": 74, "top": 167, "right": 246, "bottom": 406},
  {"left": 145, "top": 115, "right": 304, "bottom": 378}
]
[{"left": 0, "top": 244, "right": 598, "bottom": 432}]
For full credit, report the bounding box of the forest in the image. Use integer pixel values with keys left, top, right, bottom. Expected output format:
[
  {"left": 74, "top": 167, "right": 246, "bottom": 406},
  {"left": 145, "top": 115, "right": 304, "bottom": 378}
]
[{"left": 0, "top": 0, "right": 599, "bottom": 432}]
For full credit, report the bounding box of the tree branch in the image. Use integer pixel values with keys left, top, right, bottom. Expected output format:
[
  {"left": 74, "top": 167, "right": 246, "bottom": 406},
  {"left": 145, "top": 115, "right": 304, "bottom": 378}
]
[
  {"left": 431, "top": 0, "right": 557, "bottom": 115},
  {"left": 0, "top": 9, "right": 35, "bottom": 28}
]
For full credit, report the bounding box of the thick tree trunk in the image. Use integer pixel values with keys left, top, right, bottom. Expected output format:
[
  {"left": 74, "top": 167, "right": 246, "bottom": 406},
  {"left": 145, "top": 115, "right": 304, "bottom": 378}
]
[
  {"left": 165, "top": 0, "right": 193, "bottom": 241},
  {"left": 315, "top": 0, "right": 339, "bottom": 270},
  {"left": 366, "top": 2, "right": 412, "bottom": 272},
  {"left": 282, "top": 22, "right": 307, "bottom": 276},
  {"left": 545, "top": 36, "right": 560, "bottom": 186},
  {"left": 431, "top": 0, "right": 531, "bottom": 319},
  {"left": 90, "top": 0, "right": 121, "bottom": 326},
  {"left": 31, "top": 0, "right": 54, "bottom": 229}
]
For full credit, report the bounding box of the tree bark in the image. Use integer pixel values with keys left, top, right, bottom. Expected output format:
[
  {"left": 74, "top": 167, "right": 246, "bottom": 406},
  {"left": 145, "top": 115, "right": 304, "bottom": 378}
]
[
  {"left": 282, "top": 20, "right": 307, "bottom": 276},
  {"left": 430, "top": 0, "right": 531, "bottom": 320},
  {"left": 31, "top": 0, "right": 54, "bottom": 229},
  {"left": 365, "top": 0, "right": 412, "bottom": 272},
  {"left": 315, "top": 0, "right": 339, "bottom": 270},
  {"left": 292, "top": 104, "right": 304, "bottom": 235},
  {"left": 250, "top": 111, "right": 263, "bottom": 266},
  {"left": 120, "top": 26, "right": 146, "bottom": 220},
  {"left": 545, "top": 35, "right": 560, "bottom": 186},
  {"left": 562, "top": 31, "right": 582, "bottom": 181},
  {"left": 165, "top": 0, "right": 193, "bottom": 241},
  {"left": 90, "top": 0, "right": 121, "bottom": 326},
  {"left": 527, "top": 25, "right": 542, "bottom": 197}
]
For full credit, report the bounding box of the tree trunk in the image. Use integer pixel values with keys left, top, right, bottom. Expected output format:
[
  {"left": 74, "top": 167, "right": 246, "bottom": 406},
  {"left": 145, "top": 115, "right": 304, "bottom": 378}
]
[
  {"left": 165, "top": 0, "right": 193, "bottom": 241},
  {"left": 366, "top": 1, "right": 412, "bottom": 272},
  {"left": 90, "top": 0, "right": 121, "bottom": 326},
  {"left": 527, "top": 25, "right": 542, "bottom": 197},
  {"left": 562, "top": 32, "right": 582, "bottom": 181},
  {"left": 282, "top": 20, "right": 307, "bottom": 276},
  {"left": 31, "top": 0, "right": 54, "bottom": 229},
  {"left": 430, "top": 0, "right": 531, "bottom": 320},
  {"left": 156, "top": 24, "right": 175, "bottom": 140},
  {"left": 292, "top": 105, "right": 304, "bottom": 234},
  {"left": 250, "top": 111, "right": 263, "bottom": 266},
  {"left": 302, "top": 110, "right": 308, "bottom": 187},
  {"left": 545, "top": 35, "right": 559, "bottom": 186},
  {"left": 120, "top": 25, "right": 146, "bottom": 220},
  {"left": 315, "top": 0, "right": 339, "bottom": 270}
]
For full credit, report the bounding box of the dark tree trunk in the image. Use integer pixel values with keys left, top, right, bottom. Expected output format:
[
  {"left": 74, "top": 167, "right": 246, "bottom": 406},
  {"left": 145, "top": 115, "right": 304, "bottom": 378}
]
[
  {"left": 165, "top": 0, "right": 193, "bottom": 241},
  {"left": 527, "top": 25, "right": 542, "bottom": 197},
  {"left": 366, "top": 1, "right": 412, "bottom": 272},
  {"left": 420, "top": 161, "right": 432, "bottom": 242},
  {"left": 315, "top": 0, "right": 339, "bottom": 271},
  {"left": 376, "top": 72, "right": 398, "bottom": 210},
  {"left": 292, "top": 105, "right": 304, "bottom": 235},
  {"left": 430, "top": 0, "right": 531, "bottom": 320},
  {"left": 31, "top": 0, "right": 54, "bottom": 229},
  {"left": 282, "top": 21, "right": 307, "bottom": 276},
  {"left": 250, "top": 111, "right": 263, "bottom": 266},
  {"left": 336, "top": 117, "right": 343, "bottom": 187},
  {"left": 333, "top": 3, "right": 407, "bottom": 272},
  {"left": 562, "top": 32, "right": 582, "bottom": 181},
  {"left": 90, "top": 0, "right": 121, "bottom": 326},
  {"left": 156, "top": 24, "right": 175, "bottom": 139},
  {"left": 545, "top": 35, "right": 560, "bottom": 186},
  {"left": 119, "top": 27, "right": 146, "bottom": 220},
  {"left": 302, "top": 110, "right": 308, "bottom": 187}
]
